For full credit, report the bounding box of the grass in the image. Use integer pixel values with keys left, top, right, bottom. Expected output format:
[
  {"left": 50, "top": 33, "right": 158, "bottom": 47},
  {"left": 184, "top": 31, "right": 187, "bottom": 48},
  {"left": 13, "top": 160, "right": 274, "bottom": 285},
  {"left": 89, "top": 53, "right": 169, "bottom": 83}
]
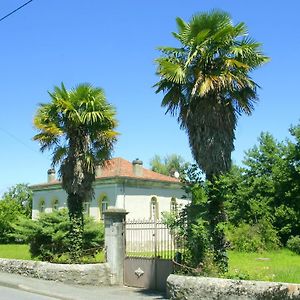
[
  {"left": 0, "top": 244, "right": 105, "bottom": 263},
  {"left": 0, "top": 244, "right": 31, "bottom": 260},
  {"left": 227, "top": 249, "right": 300, "bottom": 283}
]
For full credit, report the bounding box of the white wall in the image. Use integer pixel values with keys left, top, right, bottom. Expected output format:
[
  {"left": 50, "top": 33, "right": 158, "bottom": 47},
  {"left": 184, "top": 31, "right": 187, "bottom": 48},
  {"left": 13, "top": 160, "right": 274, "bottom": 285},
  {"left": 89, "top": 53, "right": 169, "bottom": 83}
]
[
  {"left": 32, "top": 188, "right": 67, "bottom": 219},
  {"left": 116, "top": 184, "right": 188, "bottom": 220},
  {"left": 32, "top": 180, "right": 189, "bottom": 221}
]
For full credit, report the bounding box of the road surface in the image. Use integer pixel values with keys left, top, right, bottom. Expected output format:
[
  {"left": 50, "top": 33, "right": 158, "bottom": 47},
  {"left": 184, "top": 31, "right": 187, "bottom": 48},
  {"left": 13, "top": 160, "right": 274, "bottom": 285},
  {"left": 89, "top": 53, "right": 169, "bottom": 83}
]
[{"left": 0, "top": 272, "right": 167, "bottom": 300}]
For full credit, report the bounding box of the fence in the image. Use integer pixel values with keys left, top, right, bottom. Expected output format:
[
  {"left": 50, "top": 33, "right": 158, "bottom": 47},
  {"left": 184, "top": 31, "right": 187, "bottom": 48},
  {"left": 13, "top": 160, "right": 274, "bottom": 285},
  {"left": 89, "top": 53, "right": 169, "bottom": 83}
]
[{"left": 125, "top": 219, "right": 182, "bottom": 260}]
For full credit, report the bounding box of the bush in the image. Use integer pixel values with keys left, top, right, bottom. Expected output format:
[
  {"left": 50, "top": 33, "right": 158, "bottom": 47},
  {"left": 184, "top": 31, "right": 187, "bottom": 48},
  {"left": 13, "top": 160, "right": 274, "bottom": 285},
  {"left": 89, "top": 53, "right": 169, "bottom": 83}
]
[
  {"left": 226, "top": 220, "right": 280, "bottom": 252},
  {"left": 12, "top": 209, "right": 104, "bottom": 262},
  {"left": 287, "top": 236, "right": 300, "bottom": 254}
]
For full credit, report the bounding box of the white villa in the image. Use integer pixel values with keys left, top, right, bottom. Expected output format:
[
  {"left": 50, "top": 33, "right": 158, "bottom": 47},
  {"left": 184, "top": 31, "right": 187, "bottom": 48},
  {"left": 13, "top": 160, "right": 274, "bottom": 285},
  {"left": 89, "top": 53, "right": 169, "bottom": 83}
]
[{"left": 31, "top": 158, "right": 189, "bottom": 221}]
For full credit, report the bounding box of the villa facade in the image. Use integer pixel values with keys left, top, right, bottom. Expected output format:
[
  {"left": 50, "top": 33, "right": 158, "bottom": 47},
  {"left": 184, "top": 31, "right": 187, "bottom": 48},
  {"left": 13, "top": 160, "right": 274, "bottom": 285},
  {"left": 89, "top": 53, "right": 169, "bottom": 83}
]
[{"left": 31, "top": 157, "right": 189, "bottom": 221}]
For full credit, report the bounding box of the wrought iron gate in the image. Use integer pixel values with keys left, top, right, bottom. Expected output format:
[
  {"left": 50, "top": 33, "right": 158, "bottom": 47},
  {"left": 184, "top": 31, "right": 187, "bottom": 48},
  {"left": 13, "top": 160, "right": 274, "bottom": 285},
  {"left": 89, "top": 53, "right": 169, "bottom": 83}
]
[{"left": 124, "top": 219, "right": 177, "bottom": 291}]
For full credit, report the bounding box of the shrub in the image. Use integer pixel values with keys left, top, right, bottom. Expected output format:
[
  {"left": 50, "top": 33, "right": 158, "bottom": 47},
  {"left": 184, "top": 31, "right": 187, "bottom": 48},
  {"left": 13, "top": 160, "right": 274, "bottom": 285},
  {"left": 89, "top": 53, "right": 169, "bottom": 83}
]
[
  {"left": 287, "top": 236, "right": 300, "bottom": 254},
  {"left": 12, "top": 209, "right": 104, "bottom": 262},
  {"left": 226, "top": 220, "right": 280, "bottom": 252}
]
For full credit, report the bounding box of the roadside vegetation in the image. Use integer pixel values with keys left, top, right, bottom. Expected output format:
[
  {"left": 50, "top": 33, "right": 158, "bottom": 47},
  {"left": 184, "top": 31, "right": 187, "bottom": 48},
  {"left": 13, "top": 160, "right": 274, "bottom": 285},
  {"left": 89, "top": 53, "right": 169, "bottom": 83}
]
[
  {"left": 0, "top": 185, "right": 105, "bottom": 263},
  {"left": 163, "top": 121, "right": 300, "bottom": 282},
  {"left": 12, "top": 209, "right": 104, "bottom": 263}
]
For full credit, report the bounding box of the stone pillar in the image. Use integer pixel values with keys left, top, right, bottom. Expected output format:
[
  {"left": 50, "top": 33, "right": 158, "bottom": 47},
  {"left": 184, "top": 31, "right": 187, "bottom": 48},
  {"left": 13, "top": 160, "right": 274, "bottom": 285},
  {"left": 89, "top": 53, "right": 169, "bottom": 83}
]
[{"left": 104, "top": 207, "right": 128, "bottom": 285}]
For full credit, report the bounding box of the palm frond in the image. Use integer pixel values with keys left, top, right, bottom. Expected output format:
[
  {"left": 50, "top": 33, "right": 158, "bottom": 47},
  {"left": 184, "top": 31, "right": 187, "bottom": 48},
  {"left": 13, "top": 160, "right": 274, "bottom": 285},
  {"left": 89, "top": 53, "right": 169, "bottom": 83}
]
[{"left": 156, "top": 58, "right": 186, "bottom": 84}]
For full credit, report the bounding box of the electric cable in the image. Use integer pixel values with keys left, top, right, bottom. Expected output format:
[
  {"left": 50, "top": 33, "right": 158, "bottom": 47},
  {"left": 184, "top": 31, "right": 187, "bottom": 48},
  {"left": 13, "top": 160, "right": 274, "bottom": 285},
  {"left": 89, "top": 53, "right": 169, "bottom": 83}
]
[{"left": 0, "top": 0, "right": 34, "bottom": 23}]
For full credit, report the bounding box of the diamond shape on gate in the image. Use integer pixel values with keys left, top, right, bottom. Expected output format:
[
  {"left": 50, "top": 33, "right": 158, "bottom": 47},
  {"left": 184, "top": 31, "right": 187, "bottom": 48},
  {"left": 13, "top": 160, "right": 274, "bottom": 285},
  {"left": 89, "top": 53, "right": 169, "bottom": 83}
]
[{"left": 135, "top": 267, "right": 144, "bottom": 278}]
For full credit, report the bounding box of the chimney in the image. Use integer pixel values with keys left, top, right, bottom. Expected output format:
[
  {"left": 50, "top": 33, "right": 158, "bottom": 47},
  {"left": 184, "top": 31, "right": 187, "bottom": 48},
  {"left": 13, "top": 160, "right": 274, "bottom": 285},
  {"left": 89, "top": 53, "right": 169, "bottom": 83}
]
[
  {"left": 95, "top": 165, "right": 102, "bottom": 177},
  {"left": 47, "top": 169, "right": 56, "bottom": 183},
  {"left": 132, "top": 158, "right": 143, "bottom": 177}
]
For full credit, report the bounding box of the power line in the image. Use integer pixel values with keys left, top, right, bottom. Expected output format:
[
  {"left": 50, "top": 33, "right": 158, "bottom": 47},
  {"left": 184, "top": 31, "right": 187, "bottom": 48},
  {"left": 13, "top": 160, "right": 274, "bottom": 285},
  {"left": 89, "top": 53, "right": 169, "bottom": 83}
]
[
  {"left": 0, "top": 126, "right": 51, "bottom": 163},
  {"left": 0, "top": 0, "right": 34, "bottom": 23},
  {"left": 0, "top": 126, "right": 38, "bottom": 154}
]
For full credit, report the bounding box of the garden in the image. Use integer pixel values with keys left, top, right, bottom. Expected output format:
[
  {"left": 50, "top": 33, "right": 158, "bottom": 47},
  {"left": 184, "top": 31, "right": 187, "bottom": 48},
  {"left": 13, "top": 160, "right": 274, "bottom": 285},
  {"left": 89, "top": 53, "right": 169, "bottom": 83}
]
[{"left": 0, "top": 10, "right": 299, "bottom": 291}]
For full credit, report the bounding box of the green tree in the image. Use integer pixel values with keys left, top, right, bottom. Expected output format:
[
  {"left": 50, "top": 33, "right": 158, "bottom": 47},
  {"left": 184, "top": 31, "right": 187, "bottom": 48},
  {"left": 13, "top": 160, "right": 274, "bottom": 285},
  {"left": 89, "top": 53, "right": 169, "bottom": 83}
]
[
  {"left": 155, "top": 10, "right": 269, "bottom": 271},
  {"left": 0, "top": 183, "right": 32, "bottom": 243},
  {"left": 2, "top": 183, "right": 32, "bottom": 218},
  {"left": 221, "top": 128, "right": 300, "bottom": 245},
  {"left": 150, "top": 154, "right": 190, "bottom": 176},
  {"left": 33, "top": 83, "right": 118, "bottom": 259}
]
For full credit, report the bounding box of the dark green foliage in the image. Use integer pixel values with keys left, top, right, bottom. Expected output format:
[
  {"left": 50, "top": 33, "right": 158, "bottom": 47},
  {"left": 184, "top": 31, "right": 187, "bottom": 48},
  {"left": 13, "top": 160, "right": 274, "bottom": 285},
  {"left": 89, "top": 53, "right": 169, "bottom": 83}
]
[
  {"left": 220, "top": 127, "right": 300, "bottom": 245},
  {"left": 226, "top": 221, "right": 280, "bottom": 252},
  {"left": 12, "top": 209, "right": 104, "bottom": 262},
  {"left": 169, "top": 122, "right": 300, "bottom": 277},
  {"left": 0, "top": 184, "right": 32, "bottom": 243},
  {"left": 164, "top": 165, "right": 224, "bottom": 274},
  {"left": 287, "top": 236, "right": 300, "bottom": 255}
]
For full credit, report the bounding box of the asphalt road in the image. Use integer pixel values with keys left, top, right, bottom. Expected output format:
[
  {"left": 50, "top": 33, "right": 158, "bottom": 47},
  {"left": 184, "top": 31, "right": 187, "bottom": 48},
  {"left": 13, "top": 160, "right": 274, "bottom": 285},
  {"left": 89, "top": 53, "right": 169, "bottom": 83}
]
[
  {"left": 0, "top": 272, "right": 167, "bottom": 300},
  {"left": 0, "top": 286, "right": 57, "bottom": 300}
]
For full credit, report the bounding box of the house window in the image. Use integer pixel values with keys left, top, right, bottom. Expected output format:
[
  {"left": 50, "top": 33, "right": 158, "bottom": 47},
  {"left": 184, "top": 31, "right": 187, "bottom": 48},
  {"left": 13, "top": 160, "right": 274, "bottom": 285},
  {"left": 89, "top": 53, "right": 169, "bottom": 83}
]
[
  {"left": 39, "top": 199, "right": 45, "bottom": 213},
  {"left": 98, "top": 194, "right": 109, "bottom": 220},
  {"left": 52, "top": 199, "right": 59, "bottom": 211},
  {"left": 83, "top": 201, "right": 90, "bottom": 216},
  {"left": 170, "top": 197, "right": 177, "bottom": 213},
  {"left": 150, "top": 196, "right": 159, "bottom": 220}
]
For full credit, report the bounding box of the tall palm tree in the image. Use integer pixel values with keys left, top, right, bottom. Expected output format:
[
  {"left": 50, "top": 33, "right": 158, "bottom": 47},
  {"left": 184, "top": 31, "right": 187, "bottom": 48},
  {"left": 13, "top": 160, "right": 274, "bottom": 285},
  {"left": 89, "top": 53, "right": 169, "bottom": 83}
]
[
  {"left": 155, "top": 10, "right": 269, "bottom": 271},
  {"left": 33, "top": 83, "right": 118, "bottom": 258}
]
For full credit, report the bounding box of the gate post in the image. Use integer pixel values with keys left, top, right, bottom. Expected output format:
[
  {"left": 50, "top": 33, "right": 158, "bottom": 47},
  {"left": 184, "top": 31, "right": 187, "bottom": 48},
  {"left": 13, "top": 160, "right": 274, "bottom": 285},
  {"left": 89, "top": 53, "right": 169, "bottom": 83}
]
[{"left": 104, "top": 207, "right": 128, "bottom": 285}]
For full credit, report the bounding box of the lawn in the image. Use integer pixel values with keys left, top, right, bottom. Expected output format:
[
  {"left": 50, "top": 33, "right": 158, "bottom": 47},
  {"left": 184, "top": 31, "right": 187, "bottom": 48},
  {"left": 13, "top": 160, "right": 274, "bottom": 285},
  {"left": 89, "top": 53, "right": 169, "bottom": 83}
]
[
  {"left": 0, "top": 244, "right": 105, "bottom": 263},
  {"left": 227, "top": 249, "right": 300, "bottom": 283},
  {"left": 0, "top": 244, "right": 31, "bottom": 260}
]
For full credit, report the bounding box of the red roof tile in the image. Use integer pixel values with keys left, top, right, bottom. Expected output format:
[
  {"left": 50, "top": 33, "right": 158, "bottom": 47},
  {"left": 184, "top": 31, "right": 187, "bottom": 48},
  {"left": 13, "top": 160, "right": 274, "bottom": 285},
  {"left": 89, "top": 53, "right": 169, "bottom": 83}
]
[
  {"left": 97, "top": 157, "right": 180, "bottom": 183},
  {"left": 31, "top": 157, "right": 180, "bottom": 189}
]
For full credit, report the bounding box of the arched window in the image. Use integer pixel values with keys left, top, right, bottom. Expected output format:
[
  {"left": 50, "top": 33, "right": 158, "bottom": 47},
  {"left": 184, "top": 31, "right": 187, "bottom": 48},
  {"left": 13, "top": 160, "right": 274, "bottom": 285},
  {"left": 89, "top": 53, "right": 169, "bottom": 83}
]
[
  {"left": 83, "top": 201, "right": 90, "bottom": 216},
  {"left": 98, "top": 193, "right": 109, "bottom": 220},
  {"left": 39, "top": 198, "right": 45, "bottom": 213},
  {"left": 52, "top": 198, "right": 59, "bottom": 211},
  {"left": 170, "top": 197, "right": 177, "bottom": 213},
  {"left": 150, "top": 196, "right": 159, "bottom": 220}
]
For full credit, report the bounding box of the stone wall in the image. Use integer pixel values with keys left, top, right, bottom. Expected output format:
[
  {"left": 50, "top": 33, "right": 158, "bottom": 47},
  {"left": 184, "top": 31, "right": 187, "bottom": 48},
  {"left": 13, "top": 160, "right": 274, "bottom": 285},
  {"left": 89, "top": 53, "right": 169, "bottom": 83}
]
[
  {"left": 167, "top": 274, "right": 300, "bottom": 300},
  {"left": 0, "top": 258, "right": 112, "bottom": 286}
]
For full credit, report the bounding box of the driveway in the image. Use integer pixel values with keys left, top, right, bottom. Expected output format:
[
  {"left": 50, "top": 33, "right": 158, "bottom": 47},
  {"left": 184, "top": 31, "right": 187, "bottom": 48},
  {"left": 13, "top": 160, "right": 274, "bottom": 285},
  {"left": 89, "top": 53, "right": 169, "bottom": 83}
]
[{"left": 0, "top": 272, "right": 167, "bottom": 300}]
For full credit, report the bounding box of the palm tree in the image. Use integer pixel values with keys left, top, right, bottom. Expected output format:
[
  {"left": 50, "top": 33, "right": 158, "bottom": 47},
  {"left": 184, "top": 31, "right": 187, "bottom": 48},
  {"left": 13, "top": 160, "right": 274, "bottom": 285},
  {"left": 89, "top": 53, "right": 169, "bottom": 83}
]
[
  {"left": 155, "top": 10, "right": 269, "bottom": 271},
  {"left": 33, "top": 83, "right": 118, "bottom": 259}
]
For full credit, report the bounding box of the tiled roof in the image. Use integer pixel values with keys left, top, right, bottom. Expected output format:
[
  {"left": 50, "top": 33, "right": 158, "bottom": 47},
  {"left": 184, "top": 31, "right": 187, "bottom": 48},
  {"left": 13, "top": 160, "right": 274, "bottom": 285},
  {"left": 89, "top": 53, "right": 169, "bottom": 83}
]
[
  {"left": 31, "top": 157, "right": 180, "bottom": 188},
  {"left": 97, "top": 157, "right": 180, "bottom": 183}
]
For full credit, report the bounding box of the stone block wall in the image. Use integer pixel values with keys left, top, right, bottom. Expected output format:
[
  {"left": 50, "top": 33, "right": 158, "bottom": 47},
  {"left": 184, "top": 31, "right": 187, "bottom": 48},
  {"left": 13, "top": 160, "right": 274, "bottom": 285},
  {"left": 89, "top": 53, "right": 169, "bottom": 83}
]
[
  {"left": 167, "top": 274, "right": 300, "bottom": 300},
  {"left": 0, "top": 258, "right": 112, "bottom": 286}
]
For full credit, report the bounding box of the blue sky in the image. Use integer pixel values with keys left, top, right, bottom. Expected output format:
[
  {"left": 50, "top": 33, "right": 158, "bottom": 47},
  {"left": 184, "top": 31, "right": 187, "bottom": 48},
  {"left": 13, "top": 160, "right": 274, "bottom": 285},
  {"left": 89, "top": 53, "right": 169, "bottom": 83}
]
[{"left": 0, "top": 0, "right": 299, "bottom": 195}]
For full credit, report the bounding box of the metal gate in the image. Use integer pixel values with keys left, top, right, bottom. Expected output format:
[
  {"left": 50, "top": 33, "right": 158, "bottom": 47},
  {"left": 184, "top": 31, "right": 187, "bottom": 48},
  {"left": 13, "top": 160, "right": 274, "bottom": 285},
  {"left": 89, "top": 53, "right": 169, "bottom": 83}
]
[{"left": 124, "top": 219, "right": 177, "bottom": 291}]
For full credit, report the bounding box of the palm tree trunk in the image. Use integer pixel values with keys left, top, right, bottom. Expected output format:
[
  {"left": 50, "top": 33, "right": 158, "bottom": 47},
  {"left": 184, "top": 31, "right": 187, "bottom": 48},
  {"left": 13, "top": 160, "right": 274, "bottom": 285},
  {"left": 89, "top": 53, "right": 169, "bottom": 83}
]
[
  {"left": 207, "top": 174, "right": 228, "bottom": 273},
  {"left": 67, "top": 193, "right": 84, "bottom": 260}
]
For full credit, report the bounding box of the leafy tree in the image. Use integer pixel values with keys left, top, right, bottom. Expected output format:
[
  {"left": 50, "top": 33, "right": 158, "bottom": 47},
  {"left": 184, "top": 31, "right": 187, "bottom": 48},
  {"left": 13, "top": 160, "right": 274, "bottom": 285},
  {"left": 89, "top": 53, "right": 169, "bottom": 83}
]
[
  {"left": 2, "top": 183, "right": 32, "bottom": 218},
  {"left": 150, "top": 154, "right": 190, "bottom": 176},
  {"left": 0, "top": 183, "right": 32, "bottom": 243},
  {"left": 155, "top": 10, "right": 268, "bottom": 271},
  {"left": 33, "top": 83, "right": 117, "bottom": 259},
  {"left": 219, "top": 128, "right": 300, "bottom": 245}
]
